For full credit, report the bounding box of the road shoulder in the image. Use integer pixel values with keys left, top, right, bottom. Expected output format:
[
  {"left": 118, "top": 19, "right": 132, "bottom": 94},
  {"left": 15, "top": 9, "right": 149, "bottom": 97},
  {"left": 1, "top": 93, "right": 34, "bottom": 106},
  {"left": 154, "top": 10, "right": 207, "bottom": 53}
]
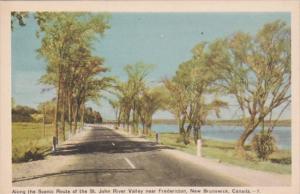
[{"left": 101, "top": 124, "right": 291, "bottom": 186}]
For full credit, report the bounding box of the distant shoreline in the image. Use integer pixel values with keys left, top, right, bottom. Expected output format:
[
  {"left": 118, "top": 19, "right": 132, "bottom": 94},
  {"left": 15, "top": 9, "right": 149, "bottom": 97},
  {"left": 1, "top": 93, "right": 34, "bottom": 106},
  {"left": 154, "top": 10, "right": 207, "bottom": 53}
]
[
  {"left": 103, "top": 119, "right": 291, "bottom": 127},
  {"left": 151, "top": 119, "right": 291, "bottom": 127}
]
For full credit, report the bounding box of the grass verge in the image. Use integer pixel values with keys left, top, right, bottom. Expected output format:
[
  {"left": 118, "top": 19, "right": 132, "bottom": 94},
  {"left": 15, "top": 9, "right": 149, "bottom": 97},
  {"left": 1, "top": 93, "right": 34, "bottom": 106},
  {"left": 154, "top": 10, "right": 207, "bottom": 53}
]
[
  {"left": 12, "top": 122, "right": 65, "bottom": 163},
  {"left": 145, "top": 132, "right": 291, "bottom": 174}
]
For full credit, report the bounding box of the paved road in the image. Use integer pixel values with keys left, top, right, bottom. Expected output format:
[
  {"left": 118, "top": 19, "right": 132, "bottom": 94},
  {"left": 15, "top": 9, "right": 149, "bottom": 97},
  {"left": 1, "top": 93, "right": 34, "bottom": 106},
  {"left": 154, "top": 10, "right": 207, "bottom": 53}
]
[{"left": 13, "top": 126, "right": 243, "bottom": 186}]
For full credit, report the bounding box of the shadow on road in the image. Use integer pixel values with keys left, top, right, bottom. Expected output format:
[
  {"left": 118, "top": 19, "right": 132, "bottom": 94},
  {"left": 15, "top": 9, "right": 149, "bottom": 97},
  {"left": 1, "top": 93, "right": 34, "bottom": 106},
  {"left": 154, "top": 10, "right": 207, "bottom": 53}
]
[
  {"left": 52, "top": 127, "right": 172, "bottom": 156},
  {"left": 12, "top": 168, "right": 143, "bottom": 183}
]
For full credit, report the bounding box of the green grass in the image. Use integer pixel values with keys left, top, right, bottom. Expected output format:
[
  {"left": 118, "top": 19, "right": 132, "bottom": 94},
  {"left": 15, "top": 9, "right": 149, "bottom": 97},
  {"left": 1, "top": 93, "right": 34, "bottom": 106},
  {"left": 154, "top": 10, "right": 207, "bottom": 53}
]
[
  {"left": 145, "top": 132, "right": 291, "bottom": 174},
  {"left": 13, "top": 123, "right": 291, "bottom": 174},
  {"left": 12, "top": 122, "right": 65, "bottom": 163}
]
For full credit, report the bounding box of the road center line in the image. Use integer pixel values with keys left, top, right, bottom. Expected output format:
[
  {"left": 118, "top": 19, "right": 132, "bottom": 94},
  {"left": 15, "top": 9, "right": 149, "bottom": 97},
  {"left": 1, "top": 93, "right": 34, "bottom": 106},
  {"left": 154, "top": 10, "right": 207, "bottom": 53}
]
[{"left": 124, "top": 157, "right": 136, "bottom": 169}]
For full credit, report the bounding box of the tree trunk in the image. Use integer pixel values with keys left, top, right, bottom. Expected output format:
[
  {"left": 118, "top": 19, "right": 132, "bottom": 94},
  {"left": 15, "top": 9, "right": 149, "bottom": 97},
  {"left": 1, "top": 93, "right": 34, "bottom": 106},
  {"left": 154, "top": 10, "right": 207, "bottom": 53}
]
[
  {"left": 43, "top": 105, "right": 46, "bottom": 137},
  {"left": 68, "top": 92, "right": 73, "bottom": 136},
  {"left": 178, "top": 117, "right": 185, "bottom": 135},
  {"left": 126, "top": 110, "right": 130, "bottom": 132},
  {"left": 235, "top": 126, "right": 255, "bottom": 156},
  {"left": 236, "top": 115, "right": 262, "bottom": 156},
  {"left": 81, "top": 103, "right": 85, "bottom": 129},
  {"left": 61, "top": 92, "right": 66, "bottom": 141},
  {"left": 142, "top": 122, "right": 145, "bottom": 135},
  {"left": 54, "top": 65, "right": 61, "bottom": 145},
  {"left": 184, "top": 124, "right": 192, "bottom": 145},
  {"left": 73, "top": 103, "right": 79, "bottom": 134},
  {"left": 117, "top": 109, "right": 121, "bottom": 128},
  {"left": 178, "top": 117, "right": 186, "bottom": 144},
  {"left": 194, "top": 126, "right": 200, "bottom": 144},
  {"left": 132, "top": 103, "right": 137, "bottom": 134},
  {"left": 145, "top": 121, "right": 152, "bottom": 136}
]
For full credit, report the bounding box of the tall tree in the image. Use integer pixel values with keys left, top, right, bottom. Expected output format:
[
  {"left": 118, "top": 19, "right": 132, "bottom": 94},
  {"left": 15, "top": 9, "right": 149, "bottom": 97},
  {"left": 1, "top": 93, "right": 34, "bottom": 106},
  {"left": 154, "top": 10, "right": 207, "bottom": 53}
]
[
  {"left": 124, "top": 62, "right": 154, "bottom": 134},
  {"left": 112, "top": 63, "right": 154, "bottom": 134},
  {"left": 208, "top": 20, "right": 291, "bottom": 155},
  {"left": 137, "top": 86, "right": 167, "bottom": 135},
  {"left": 164, "top": 43, "right": 227, "bottom": 144},
  {"left": 36, "top": 12, "right": 110, "bottom": 142}
]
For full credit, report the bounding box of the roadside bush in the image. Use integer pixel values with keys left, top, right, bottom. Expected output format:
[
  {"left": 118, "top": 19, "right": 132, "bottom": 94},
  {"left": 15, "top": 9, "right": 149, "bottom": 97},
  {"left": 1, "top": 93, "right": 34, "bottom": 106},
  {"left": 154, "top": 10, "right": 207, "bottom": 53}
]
[
  {"left": 24, "top": 148, "right": 44, "bottom": 161},
  {"left": 252, "top": 131, "right": 277, "bottom": 160},
  {"left": 13, "top": 147, "right": 45, "bottom": 162},
  {"left": 270, "top": 157, "right": 291, "bottom": 165},
  {"left": 12, "top": 140, "right": 46, "bottom": 162}
]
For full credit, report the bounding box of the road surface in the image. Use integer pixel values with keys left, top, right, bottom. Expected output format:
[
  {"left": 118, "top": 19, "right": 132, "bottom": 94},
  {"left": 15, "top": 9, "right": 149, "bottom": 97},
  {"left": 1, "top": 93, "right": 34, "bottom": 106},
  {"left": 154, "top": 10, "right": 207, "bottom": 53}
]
[{"left": 13, "top": 125, "right": 243, "bottom": 186}]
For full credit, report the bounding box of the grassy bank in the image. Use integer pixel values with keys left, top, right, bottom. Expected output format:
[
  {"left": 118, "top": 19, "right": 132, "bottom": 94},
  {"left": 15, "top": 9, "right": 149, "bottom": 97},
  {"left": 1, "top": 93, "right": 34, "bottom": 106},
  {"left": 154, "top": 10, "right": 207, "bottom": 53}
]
[
  {"left": 12, "top": 122, "right": 63, "bottom": 163},
  {"left": 145, "top": 132, "right": 291, "bottom": 174}
]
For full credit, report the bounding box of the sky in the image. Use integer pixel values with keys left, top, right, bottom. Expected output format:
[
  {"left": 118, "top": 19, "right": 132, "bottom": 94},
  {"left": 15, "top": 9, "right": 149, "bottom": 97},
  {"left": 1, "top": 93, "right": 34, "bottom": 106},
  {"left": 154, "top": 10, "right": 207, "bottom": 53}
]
[{"left": 12, "top": 12, "right": 291, "bottom": 120}]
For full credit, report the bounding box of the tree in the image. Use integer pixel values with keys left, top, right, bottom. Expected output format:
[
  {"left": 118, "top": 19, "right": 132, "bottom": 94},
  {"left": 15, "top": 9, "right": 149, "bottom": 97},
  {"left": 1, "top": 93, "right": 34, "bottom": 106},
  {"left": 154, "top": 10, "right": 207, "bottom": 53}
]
[
  {"left": 123, "top": 63, "right": 154, "bottom": 134},
  {"left": 37, "top": 100, "right": 56, "bottom": 136},
  {"left": 208, "top": 20, "right": 291, "bottom": 155},
  {"left": 113, "top": 81, "right": 133, "bottom": 131},
  {"left": 36, "top": 12, "right": 110, "bottom": 142},
  {"left": 12, "top": 105, "right": 38, "bottom": 122},
  {"left": 164, "top": 43, "right": 227, "bottom": 144},
  {"left": 11, "top": 12, "right": 29, "bottom": 30},
  {"left": 137, "top": 86, "right": 167, "bottom": 135},
  {"left": 108, "top": 99, "right": 121, "bottom": 128},
  {"left": 82, "top": 107, "right": 103, "bottom": 124}
]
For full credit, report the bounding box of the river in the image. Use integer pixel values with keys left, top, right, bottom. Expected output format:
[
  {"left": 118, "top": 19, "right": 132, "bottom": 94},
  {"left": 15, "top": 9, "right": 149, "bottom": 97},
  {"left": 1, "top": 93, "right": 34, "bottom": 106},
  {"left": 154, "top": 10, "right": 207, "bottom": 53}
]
[{"left": 150, "top": 123, "right": 291, "bottom": 150}]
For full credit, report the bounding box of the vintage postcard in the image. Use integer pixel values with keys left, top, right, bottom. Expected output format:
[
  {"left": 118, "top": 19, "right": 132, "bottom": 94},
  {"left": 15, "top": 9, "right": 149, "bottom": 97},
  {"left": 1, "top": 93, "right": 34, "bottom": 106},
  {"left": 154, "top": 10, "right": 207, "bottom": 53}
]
[{"left": 0, "top": 1, "right": 299, "bottom": 194}]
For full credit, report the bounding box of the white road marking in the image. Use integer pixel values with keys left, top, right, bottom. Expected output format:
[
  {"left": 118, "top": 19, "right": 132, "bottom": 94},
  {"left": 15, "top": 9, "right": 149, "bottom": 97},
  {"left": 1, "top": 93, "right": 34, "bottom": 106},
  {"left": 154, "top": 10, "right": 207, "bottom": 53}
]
[
  {"left": 124, "top": 157, "right": 136, "bottom": 169},
  {"left": 112, "top": 142, "right": 115, "bottom": 146}
]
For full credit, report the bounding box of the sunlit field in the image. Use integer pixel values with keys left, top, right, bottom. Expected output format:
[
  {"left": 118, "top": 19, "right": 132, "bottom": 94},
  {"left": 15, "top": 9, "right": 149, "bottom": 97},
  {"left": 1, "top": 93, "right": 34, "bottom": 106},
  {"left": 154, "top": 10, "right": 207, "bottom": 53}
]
[{"left": 12, "top": 122, "right": 59, "bottom": 162}]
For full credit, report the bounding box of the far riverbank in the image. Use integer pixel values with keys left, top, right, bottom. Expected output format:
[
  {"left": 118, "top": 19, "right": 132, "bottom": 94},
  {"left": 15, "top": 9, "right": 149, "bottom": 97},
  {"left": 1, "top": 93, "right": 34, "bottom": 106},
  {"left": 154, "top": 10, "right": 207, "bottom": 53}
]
[
  {"left": 150, "top": 123, "right": 291, "bottom": 150},
  {"left": 152, "top": 119, "right": 291, "bottom": 127}
]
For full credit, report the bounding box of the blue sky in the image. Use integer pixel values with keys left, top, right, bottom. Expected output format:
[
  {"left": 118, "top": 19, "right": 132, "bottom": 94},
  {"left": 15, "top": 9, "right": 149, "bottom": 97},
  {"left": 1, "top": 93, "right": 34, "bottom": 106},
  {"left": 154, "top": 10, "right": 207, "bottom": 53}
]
[{"left": 12, "top": 12, "right": 291, "bottom": 120}]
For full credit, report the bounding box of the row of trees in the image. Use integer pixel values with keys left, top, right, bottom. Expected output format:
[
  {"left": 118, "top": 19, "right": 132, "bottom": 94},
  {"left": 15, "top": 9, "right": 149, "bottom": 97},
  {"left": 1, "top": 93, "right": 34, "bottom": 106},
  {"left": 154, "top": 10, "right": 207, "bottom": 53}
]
[
  {"left": 110, "top": 20, "right": 290, "bottom": 157},
  {"left": 167, "top": 20, "right": 290, "bottom": 156},
  {"left": 34, "top": 13, "right": 112, "bottom": 142},
  {"left": 109, "top": 63, "right": 167, "bottom": 136}
]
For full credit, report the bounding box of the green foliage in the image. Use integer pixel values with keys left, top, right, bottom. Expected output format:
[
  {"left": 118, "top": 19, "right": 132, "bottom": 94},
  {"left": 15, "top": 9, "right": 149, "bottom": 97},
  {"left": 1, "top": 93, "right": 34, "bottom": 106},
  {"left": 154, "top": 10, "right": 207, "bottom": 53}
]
[
  {"left": 35, "top": 12, "right": 111, "bottom": 137},
  {"left": 164, "top": 42, "right": 227, "bottom": 144},
  {"left": 83, "top": 107, "right": 103, "bottom": 123},
  {"left": 204, "top": 20, "right": 291, "bottom": 153},
  {"left": 31, "top": 113, "right": 44, "bottom": 122},
  {"left": 12, "top": 105, "right": 38, "bottom": 122},
  {"left": 37, "top": 100, "right": 56, "bottom": 124},
  {"left": 11, "top": 12, "right": 29, "bottom": 30},
  {"left": 252, "top": 131, "right": 277, "bottom": 160},
  {"left": 138, "top": 86, "right": 168, "bottom": 134},
  {"left": 113, "top": 62, "right": 155, "bottom": 133}
]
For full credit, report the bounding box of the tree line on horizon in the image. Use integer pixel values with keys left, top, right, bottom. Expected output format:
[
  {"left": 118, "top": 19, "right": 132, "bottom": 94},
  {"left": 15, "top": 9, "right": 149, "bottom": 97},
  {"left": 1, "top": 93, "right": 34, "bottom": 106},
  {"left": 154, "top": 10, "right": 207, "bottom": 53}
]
[
  {"left": 12, "top": 100, "right": 103, "bottom": 124},
  {"left": 12, "top": 12, "right": 290, "bottom": 159}
]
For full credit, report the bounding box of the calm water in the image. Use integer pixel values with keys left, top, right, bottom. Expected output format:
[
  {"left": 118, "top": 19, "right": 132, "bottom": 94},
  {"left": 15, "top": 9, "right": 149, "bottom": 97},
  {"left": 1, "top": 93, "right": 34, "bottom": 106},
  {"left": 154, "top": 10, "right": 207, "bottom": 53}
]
[{"left": 151, "top": 123, "right": 291, "bottom": 150}]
